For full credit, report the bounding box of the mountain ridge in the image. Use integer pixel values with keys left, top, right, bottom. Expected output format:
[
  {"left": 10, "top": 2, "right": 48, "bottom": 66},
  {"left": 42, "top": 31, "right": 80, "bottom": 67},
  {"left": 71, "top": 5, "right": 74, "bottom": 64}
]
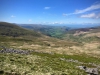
[
  {"left": 17, "top": 23, "right": 100, "bottom": 40},
  {"left": 0, "top": 22, "right": 42, "bottom": 37}
]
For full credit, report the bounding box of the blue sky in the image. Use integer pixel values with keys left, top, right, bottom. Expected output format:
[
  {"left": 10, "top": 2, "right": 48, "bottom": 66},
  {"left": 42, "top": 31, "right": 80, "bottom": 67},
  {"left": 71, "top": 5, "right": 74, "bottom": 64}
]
[{"left": 0, "top": 0, "right": 100, "bottom": 25}]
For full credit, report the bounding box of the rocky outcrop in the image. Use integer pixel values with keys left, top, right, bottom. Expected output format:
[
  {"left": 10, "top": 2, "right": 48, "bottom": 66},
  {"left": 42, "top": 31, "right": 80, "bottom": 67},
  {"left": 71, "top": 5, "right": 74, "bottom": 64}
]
[
  {"left": 77, "top": 66, "right": 99, "bottom": 75},
  {"left": 85, "top": 68, "right": 98, "bottom": 75},
  {"left": 0, "top": 46, "right": 30, "bottom": 54},
  {"left": 60, "top": 58, "right": 100, "bottom": 75}
]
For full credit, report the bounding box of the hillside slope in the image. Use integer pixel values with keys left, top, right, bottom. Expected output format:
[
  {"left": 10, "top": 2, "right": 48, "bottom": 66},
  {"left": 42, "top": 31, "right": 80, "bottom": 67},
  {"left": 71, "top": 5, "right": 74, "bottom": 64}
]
[
  {"left": 65, "top": 26, "right": 100, "bottom": 36},
  {"left": 0, "top": 22, "right": 79, "bottom": 52},
  {"left": 0, "top": 22, "right": 41, "bottom": 37},
  {"left": 0, "top": 22, "right": 100, "bottom": 56},
  {"left": 0, "top": 22, "right": 100, "bottom": 75},
  {"left": 63, "top": 26, "right": 100, "bottom": 42}
]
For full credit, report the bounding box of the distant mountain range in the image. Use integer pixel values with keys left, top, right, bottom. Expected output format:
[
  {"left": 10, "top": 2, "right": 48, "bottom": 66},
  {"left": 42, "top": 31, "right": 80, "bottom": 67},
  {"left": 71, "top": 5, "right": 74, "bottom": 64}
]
[
  {"left": 18, "top": 23, "right": 100, "bottom": 39},
  {"left": 18, "top": 24, "right": 70, "bottom": 38},
  {"left": 0, "top": 22, "right": 100, "bottom": 41}
]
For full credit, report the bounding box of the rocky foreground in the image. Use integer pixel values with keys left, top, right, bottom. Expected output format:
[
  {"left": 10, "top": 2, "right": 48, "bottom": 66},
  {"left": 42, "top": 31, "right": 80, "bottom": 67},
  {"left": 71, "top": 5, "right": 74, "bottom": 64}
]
[{"left": 0, "top": 46, "right": 30, "bottom": 54}]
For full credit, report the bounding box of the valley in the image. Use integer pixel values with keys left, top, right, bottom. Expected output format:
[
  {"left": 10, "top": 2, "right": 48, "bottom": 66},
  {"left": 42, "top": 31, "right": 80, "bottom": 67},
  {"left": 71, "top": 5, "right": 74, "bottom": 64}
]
[
  {"left": 1, "top": 0, "right": 100, "bottom": 74},
  {"left": 0, "top": 22, "right": 100, "bottom": 75}
]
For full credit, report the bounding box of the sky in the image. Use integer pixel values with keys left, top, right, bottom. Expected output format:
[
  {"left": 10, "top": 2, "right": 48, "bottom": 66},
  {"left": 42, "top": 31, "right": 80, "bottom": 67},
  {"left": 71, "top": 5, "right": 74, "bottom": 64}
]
[{"left": 0, "top": 0, "right": 100, "bottom": 26}]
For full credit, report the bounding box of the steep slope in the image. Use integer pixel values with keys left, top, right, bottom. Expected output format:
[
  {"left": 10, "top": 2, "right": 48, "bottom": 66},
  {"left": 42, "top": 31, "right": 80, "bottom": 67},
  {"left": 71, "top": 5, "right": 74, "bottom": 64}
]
[
  {"left": 61, "top": 26, "right": 100, "bottom": 57},
  {"left": 63, "top": 26, "right": 100, "bottom": 42},
  {"left": 65, "top": 26, "right": 100, "bottom": 36},
  {"left": 0, "top": 22, "right": 79, "bottom": 52},
  {"left": 0, "top": 22, "right": 41, "bottom": 37}
]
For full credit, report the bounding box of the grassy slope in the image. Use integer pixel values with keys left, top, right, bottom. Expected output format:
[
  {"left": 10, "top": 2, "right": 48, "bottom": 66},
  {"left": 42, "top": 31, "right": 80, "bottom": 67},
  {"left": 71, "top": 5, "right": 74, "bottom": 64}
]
[
  {"left": 61, "top": 26, "right": 100, "bottom": 43},
  {"left": 0, "top": 22, "right": 80, "bottom": 50},
  {"left": 0, "top": 52, "right": 100, "bottom": 75},
  {"left": 0, "top": 22, "right": 100, "bottom": 75},
  {"left": 61, "top": 27, "right": 100, "bottom": 58},
  {"left": 0, "top": 22, "right": 41, "bottom": 37}
]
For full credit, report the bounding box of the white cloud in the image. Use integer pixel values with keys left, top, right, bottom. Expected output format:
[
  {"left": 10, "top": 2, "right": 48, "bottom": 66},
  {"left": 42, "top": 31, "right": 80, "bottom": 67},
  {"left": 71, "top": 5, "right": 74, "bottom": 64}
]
[
  {"left": 80, "top": 13, "right": 96, "bottom": 18},
  {"left": 44, "top": 7, "right": 51, "bottom": 9},
  {"left": 48, "top": 22, "right": 65, "bottom": 24},
  {"left": 64, "top": 3, "right": 100, "bottom": 16},
  {"left": 11, "top": 15, "right": 16, "bottom": 18},
  {"left": 80, "top": 13, "right": 100, "bottom": 19},
  {"left": 40, "top": 21, "right": 100, "bottom": 25},
  {"left": 52, "top": 22, "right": 59, "bottom": 24},
  {"left": 74, "top": 3, "right": 100, "bottom": 14}
]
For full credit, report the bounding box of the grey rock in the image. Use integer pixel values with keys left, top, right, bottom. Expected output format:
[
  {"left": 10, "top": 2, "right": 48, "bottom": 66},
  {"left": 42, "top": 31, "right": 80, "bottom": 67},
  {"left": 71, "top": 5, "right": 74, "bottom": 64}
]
[
  {"left": 85, "top": 68, "right": 98, "bottom": 75},
  {"left": 0, "top": 46, "right": 30, "bottom": 54}
]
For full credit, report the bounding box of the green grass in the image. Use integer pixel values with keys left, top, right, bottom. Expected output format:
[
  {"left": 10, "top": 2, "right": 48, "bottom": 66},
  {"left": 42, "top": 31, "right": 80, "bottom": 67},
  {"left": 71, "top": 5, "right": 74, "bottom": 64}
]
[
  {"left": 0, "top": 52, "right": 100, "bottom": 75},
  {"left": 0, "top": 22, "right": 100, "bottom": 75},
  {"left": 63, "top": 34, "right": 100, "bottom": 43},
  {"left": 0, "top": 22, "right": 42, "bottom": 37}
]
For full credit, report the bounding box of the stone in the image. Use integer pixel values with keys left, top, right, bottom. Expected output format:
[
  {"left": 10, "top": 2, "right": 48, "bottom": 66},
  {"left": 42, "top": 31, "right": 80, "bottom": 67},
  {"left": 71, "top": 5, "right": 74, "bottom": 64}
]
[{"left": 85, "top": 68, "right": 98, "bottom": 75}]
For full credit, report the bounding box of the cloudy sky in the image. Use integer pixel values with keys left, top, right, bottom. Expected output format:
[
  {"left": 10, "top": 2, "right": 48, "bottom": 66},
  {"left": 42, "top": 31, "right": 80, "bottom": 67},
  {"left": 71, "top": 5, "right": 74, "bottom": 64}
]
[{"left": 0, "top": 0, "right": 100, "bottom": 25}]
